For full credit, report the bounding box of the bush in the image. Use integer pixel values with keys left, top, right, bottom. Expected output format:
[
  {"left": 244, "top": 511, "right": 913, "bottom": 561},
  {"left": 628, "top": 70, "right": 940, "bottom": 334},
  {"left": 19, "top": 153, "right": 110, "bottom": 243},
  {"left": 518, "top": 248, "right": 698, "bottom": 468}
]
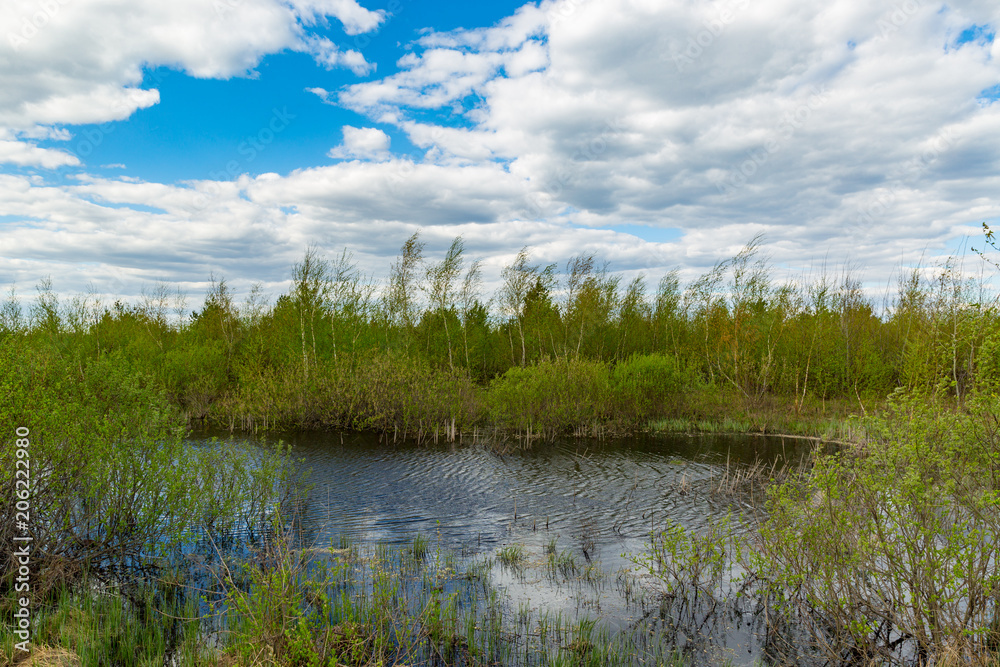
[
  {"left": 749, "top": 391, "right": 1000, "bottom": 664},
  {"left": 487, "top": 357, "right": 611, "bottom": 437},
  {"left": 610, "top": 353, "right": 693, "bottom": 420},
  {"left": 0, "top": 338, "right": 288, "bottom": 598},
  {"left": 217, "top": 349, "right": 483, "bottom": 439}
]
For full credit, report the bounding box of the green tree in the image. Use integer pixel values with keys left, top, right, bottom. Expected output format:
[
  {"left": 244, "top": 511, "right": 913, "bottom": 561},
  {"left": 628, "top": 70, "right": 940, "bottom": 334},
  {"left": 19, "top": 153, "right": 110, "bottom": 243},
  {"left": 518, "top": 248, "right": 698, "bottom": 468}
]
[
  {"left": 384, "top": 232, "right": 425, "bottom": 352},
  {"left": 424, "top": 237, "right": 465, "bottom": 371}
]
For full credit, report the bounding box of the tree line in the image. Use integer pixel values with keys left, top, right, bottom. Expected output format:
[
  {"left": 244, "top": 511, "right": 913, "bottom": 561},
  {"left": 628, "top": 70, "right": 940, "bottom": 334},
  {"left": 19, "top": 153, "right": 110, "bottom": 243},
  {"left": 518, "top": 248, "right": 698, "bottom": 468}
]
[{"left": 2, "top": 233, "right": 997, "bottom": 437}]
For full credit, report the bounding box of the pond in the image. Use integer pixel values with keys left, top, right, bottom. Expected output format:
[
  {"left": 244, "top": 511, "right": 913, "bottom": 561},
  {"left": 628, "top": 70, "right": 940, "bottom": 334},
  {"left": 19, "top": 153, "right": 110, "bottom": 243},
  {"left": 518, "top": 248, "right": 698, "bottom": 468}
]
[{"left": 190, "top": 428, "right": 811, "bottom": 664}]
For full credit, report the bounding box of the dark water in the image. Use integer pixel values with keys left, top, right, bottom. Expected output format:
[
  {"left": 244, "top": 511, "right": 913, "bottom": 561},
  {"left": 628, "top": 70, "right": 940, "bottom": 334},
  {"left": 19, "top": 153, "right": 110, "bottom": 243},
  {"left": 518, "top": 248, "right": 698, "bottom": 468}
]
[
  {"left": 192, "top": 427, "right": 808, "bottom": 559},
  {"left": 266, "top": 431, "right": 802, "bottom": 555},
  {"left": 190, "top": 429, "right": 810, "bottom": 663}
]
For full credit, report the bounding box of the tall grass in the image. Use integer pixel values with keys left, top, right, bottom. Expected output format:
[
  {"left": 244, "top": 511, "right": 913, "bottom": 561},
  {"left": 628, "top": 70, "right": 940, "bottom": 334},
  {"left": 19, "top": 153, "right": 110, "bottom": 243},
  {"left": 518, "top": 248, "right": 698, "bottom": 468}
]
[
  {"left": 0, "top": 522, "right": 713, "bottom": 666},
  {"left": 217, "top": 350, "right": 481, "bottom": 440},
  {"left": 0, "top": 581, "right": 206, "bottom": 666},
  {"left": 213, "top": 525, "right": 711, "bottom": 666}
]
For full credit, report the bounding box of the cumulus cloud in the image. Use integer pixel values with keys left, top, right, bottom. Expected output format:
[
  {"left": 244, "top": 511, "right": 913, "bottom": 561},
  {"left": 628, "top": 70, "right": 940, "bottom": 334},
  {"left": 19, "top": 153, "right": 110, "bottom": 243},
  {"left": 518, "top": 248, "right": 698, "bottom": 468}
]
[
  {"left": 327, "top": 126, "right": 392, "bottom": 160},
  {"left": 303, "top": 36, "right": 375, "bottom": 76},
  {"left": 0, "top": 0, "right": 383, "bottom": 132},
  {"left": 289, "top": 0, "right": 386, "bottom": 35},
  {"left": 0, "top": 169, "right": 685, "bottom": 302},
  {"left": 248, "top": 159, "right": 529, "bottom": 224},
  {"left": 0, "top": 127, "right": 79, "bottom": 167},
  {"left": 331, "top": 0, "right": 1000, "bottom": 265},
  {"left": 0, "top": 139, "right": 79, "bottom": 168},
  {"left": 3, "top": 0, "right": 1000, "bottom": 302}
]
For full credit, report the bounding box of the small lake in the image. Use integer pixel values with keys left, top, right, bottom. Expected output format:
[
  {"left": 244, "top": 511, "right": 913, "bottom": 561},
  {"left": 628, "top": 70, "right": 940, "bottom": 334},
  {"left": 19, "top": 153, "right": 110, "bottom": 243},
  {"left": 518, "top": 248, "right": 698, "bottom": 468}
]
[{"left": 190, "top": 429, "right": 811, "bottom": 664}]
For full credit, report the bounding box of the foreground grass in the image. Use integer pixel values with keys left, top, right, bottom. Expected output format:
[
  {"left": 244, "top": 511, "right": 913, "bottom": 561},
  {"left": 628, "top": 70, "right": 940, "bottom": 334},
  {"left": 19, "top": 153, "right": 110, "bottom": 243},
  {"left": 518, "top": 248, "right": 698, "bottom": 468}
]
[
  {"left": 0, "top": 584, "right": 208, "bottom": 666},
  {"left": 1, "top": 532, "right": 694, "bottom": 667}
]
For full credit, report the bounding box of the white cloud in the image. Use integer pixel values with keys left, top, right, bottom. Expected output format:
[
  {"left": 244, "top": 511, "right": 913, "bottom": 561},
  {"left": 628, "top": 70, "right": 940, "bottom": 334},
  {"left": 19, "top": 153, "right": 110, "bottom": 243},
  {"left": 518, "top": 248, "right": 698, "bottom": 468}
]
[
  {"left": 0, "top": 169, "right": 692, "bottom": 302},
  {"left": 3, "top": 0, "right": 1000, "bottom": 302},
  {"left": 305, "top": 87, "right": 334, "bottom": 103},
  {"left": 0, "top": 140, "right": 79, "bottom": 168},
  {"left": 330, "top": 0, "right": 1000, "bottom": 266},
  {"left": 327, "top": 126, "right": 391, "bottom": 160},
  {"left": 0, "top": 0, "right": 383, "bottom": 132},
  {"left": 247, "top": 159, "right": 529, "bottom": 225},
  {"left": 289, "top": 0, "right": 386, "bottom": 35},
  {"left": 6, "top": 86, "right": 161, "bottom": 129},
  {"left": 303, "top": 36, "right": 375, "bottom": 76},
  {"left": 15, "top": 126, "right": 71, "bottom": 141},
  {"left": 416, "top": 3, "right": 547, "bottom": 50},
  {"left": 337, "top": 49, "right": 509, "bottom": 115}
]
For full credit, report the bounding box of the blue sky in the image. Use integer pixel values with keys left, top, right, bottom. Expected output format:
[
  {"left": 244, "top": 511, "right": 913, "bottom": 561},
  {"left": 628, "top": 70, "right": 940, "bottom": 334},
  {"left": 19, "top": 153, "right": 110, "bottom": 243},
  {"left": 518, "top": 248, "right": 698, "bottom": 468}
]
[
  {"left": 52, "top": 0, "right": 530, "bottom": 184},
  {"left": 1, "top": 0, "right": 999, "bottom": 306}
]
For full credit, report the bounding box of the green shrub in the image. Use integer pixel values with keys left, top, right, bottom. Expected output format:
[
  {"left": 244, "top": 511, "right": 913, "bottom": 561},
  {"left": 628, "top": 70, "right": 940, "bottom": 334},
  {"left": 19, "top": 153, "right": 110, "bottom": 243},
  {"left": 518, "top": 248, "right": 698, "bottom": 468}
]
[
  {"left": 749, "top": 391, "right": 1000, "bottom": 663},
  {"left": 487, "top": 357, "right": 611, "bottom": 437},
  {"left": 217, "top": 349, "right": 483, "bottom": 439},
  {"left": 610, "top": 353, "right": 694, "bottom": 420},
  {"left": 0, "top": 338, "right": 288, "bottom": 598}
]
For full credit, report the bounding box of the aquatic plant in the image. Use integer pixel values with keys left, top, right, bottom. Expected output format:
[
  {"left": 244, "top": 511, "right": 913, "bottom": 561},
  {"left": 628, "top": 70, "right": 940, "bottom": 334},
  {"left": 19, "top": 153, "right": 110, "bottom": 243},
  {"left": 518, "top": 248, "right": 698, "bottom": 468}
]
[{"left": 496, "top": 544, "right": 526, "bottom": 570}]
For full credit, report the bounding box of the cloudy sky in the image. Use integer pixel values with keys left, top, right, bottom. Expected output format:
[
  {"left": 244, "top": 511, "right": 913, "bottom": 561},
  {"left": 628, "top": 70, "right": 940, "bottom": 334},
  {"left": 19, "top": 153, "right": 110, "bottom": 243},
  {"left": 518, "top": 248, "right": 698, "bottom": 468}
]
[{"left": 1, "top": 0, "right": 999, "bottom": 306}]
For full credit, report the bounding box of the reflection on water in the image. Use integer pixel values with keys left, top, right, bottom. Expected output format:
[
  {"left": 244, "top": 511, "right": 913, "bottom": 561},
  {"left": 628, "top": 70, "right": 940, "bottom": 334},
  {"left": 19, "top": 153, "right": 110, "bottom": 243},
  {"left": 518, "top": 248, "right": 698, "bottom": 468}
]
[
  {"left": 188, "top": 428, "right": 810, "bottom": 665},
  {"left": 190, "top": 427, "right": 808, "bottom": 566},
  {"left": 271, "top": 431, "right": 803, "bottom": 555}
]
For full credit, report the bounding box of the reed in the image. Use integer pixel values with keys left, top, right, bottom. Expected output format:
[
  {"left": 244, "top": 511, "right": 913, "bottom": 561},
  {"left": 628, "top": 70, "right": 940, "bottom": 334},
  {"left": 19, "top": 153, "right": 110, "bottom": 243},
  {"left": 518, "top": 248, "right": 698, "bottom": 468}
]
[
  {"left": 0, "top": 578, "right": 205, "bottom": 666},
  {"left": 546, "top": 548, "right": 579, "bottom": 579},
  {"left": 202, "top": 520, "right": 720, "bottom": 667},
  {"left": 496, "top": 544, "right": 527, "bottom": 570}
]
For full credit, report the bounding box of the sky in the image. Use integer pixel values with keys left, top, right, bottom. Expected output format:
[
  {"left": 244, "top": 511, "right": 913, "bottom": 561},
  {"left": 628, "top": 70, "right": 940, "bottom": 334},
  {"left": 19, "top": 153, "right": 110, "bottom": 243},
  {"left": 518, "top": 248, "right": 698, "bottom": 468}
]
[{"left": 1, "top": 0, "right": 1000, "bottom": 308}]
